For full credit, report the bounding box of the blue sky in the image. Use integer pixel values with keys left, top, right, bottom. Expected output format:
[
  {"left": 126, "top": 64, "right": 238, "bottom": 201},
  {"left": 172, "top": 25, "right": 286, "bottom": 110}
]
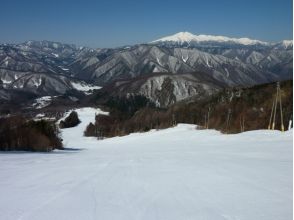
[{"left": 0, "top": 0, "right": 292, "bottom": 47}]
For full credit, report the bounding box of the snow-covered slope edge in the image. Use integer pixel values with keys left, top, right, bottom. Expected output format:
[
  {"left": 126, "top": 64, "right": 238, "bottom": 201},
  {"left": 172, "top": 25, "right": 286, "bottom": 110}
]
[{"left": 58, "top": 107, "right": 108, "bottom": 148}]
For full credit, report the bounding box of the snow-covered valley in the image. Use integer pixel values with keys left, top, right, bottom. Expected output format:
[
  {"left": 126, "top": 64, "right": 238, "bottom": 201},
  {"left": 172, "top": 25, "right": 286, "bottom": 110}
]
[{"left": 0, "top": 108, "right": 292, "bottom": 220}]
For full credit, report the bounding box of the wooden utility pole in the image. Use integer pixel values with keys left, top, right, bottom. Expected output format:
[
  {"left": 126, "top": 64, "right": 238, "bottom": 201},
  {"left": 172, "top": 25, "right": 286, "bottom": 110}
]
[
  {"left": 278, "top": 83, "right": 284, "bottom": 131},
  {"left": 272, "top": 94, "right": 278, "bottom": 130},
  {"left": 269, "top": 82, "right": 284, "bottom": 131},
  {"left": 268, "top": 97, "right": 275, "bottom": 129}
]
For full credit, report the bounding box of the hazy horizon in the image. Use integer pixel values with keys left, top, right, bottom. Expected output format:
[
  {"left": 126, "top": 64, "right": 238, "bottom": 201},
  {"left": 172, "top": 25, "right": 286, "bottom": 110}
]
[{"left": 0, "top": 0, "right": 292, "bottom": 48}]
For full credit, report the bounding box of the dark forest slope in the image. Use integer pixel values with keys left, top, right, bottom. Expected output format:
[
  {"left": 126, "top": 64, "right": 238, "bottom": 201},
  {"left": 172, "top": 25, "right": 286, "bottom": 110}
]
[{"left": 85, "top": 80, "right": 293, "bottom": 137}]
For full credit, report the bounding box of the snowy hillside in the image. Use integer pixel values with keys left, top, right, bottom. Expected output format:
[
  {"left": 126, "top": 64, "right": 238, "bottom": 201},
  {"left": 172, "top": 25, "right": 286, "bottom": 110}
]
[
  {"left": 0, "top": 108, "right": 292, "bottom": 220},
  {"left": 1, "top": 39, "right": 292, "bottom": 107}
]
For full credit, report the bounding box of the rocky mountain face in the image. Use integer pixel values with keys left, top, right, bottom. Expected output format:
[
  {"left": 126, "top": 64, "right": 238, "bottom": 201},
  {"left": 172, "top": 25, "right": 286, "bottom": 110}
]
[
  {"left": 100, "top": 72, "right": 224, "bottom": 107},
  {"left": 69, "top": 45, "right": 278, "bottom": 86},
  {"left": 67, "top": 34, "right": 292, "bottom": 86},
  {"left": 0, "top": 33, "right": 292, "bottom": 107}
]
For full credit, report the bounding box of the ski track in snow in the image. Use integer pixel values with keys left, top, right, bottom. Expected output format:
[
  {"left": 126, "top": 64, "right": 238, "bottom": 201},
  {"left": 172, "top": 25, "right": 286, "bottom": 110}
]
[{"left": 0, "top": 107, "right": 292, "bottom": 220}]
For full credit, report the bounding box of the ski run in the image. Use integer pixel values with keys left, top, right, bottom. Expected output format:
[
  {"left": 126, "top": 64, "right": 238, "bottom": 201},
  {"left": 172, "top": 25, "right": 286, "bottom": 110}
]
[{"left": 0, "top": 107, "right": 292, "bottom": 220}]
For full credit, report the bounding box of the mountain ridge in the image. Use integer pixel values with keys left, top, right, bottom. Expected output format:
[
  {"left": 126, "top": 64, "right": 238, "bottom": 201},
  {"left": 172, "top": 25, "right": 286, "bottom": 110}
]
[
  {"left": 0, "top": 35, "right": 292, "bottom": 108},
  {"left": 150, "top": 31, "right": 292, "bottom": 46}
]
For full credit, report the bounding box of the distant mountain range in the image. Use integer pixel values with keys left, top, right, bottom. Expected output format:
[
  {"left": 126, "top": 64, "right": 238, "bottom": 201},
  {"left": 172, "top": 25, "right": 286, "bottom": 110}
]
[
  {"left": 151, "top": 32, "right": 270, "bottom": 46},
  {"left": 0, "top": 32, "right": 292, "bottom": 107}
]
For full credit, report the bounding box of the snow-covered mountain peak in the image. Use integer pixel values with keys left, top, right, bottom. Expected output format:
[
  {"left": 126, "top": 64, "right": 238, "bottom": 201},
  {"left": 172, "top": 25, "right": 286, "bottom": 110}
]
[
  {"left": 151, "top": 32, "right": 269, "bottom": 46},
  {"left": 152, "top": 32, "right": 196, "bottom": 43},
  {"left": 272, "top": 40, "right": 293, "bottom": 49},
  {"left": 281, "top": 40, "right": 293, "bottom": 48}
]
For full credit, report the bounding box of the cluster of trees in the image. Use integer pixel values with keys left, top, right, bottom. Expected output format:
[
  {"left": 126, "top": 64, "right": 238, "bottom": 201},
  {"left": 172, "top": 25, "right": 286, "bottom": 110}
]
[
  {"left": 84, "top": 107, "right": 176, "bottom": 138},
  {"left": 85, "top": 80, "right": 293, "bottom": 138},
  {"left": 0, "top": 116, "right": 62, "bottom": 151},
  {"left": 84, "top": 95, "right": 160, "bottom": 138},
  {"left": 59, "top": 111, "right": 80, "bottom": 128},
  {"left": 105, "top": 95, "right": 155, "bottom": 117}
]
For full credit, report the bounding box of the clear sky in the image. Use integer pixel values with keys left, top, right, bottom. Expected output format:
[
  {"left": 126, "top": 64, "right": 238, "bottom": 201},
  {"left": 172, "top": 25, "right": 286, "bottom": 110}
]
[{"left": 0, "top": 0, "right": 292, "bottom": 48}]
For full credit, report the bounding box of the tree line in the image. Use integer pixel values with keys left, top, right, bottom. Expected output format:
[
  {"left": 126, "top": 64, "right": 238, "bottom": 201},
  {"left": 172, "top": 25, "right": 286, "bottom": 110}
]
[
  {"left": 85, "top": 80, "right": 293, "bottom": 139},
  {"left": 0, "top": 116, "right": 62, "bottom": 152}
]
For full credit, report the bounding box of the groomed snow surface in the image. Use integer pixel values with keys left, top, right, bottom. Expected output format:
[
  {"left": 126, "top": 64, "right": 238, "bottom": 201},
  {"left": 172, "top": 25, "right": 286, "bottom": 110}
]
[{"left": 0, "top": 108, "right": 292, "bottom": 220}]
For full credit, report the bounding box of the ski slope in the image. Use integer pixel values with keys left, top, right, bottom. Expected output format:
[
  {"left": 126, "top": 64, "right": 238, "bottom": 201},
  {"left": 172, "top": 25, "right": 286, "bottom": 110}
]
[{"left": 0, "top": 108, "right": 292, "bottom": 220}]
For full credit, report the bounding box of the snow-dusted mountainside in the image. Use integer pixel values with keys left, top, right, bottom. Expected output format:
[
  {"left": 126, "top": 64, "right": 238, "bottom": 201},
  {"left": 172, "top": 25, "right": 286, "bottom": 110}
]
[
  {"left": 149, "top": 33, "right": 292, "bottom": 83},
  {"left": 151, "top": 31, "right": 269, "bottom": 46},
  {"left": 0, "top": 108, "right": 292, "bottom": 220},
  {"left": 0, "top": 42, "right": 101, "bottom": 100},
  {"left": 101, "top": 72, "right": 225, "bottom": 107},
  {"left": 274, "top": 40, "right": 293, "bottom": 50},
  {"left": 0, "top": 72, "right": 100, "bottom": 97},
  {"left": 69, "top": 44, "right": 280, "bottom": 86},
  {"left": 0, "top": 36, "right": 292, "bottom": 106}
]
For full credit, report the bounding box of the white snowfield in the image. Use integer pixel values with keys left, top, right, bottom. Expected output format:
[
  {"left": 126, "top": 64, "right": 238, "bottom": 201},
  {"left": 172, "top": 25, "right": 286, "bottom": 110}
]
[
  {"left": 71, "top": 82, "right": 101, "bottom": 93},
  {"left": 0, "top": 108, "right": 292, "bottom": 220}
]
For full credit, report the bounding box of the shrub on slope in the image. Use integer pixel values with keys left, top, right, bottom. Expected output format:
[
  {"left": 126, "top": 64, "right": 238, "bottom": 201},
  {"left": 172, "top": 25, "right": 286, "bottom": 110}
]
[{"left": 59, "top": 111, "right": 80, "bottom": 128}]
